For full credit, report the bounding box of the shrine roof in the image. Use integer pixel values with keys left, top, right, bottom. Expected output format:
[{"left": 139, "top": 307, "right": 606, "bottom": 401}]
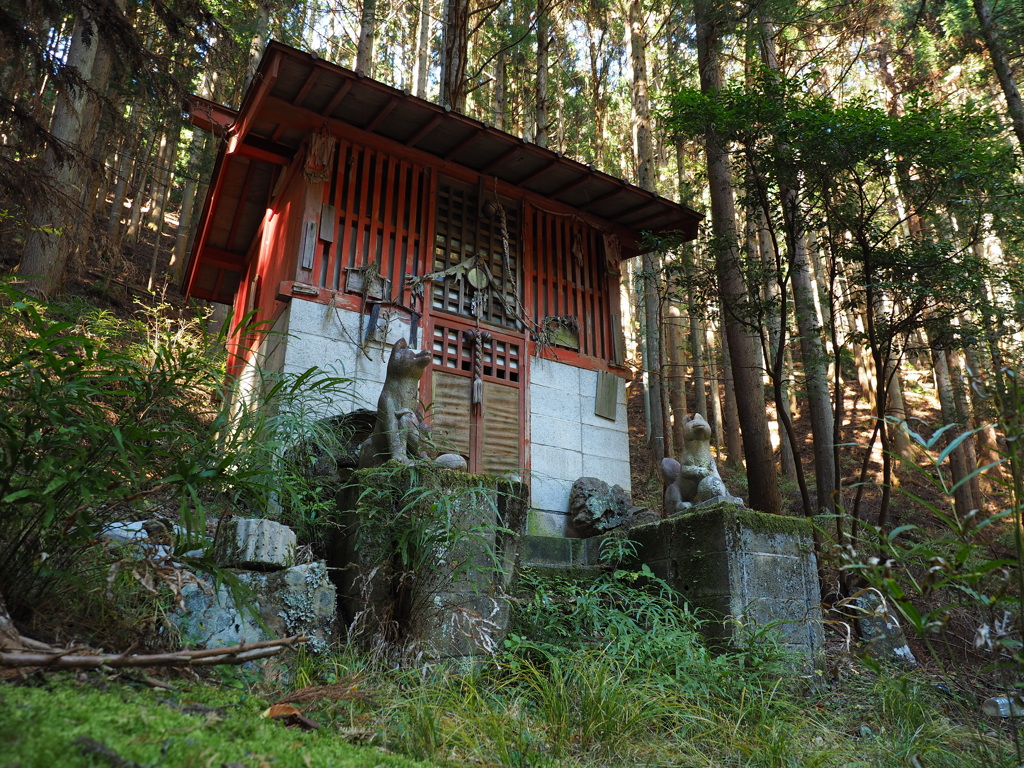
[{"left": 184, "top": 40, "right": 701, "bottom": 303}]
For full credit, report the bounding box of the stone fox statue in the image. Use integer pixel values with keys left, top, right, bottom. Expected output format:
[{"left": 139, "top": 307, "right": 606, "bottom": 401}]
[
  {"left": 358, "top": 338, "right": 432, "bottom": 469},
  {"left": 661, "top": 413, "right": 742, "bottom": 517}
]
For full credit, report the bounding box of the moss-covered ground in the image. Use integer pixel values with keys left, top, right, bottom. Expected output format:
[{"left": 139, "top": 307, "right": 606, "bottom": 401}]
[{"left": 0, "top": 673, "right": 435, "bottom": 768}]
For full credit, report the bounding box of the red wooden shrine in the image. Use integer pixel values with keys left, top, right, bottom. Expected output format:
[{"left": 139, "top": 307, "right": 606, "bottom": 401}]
[{"left": 184, "top": 41, "right": 700, "bottom": 493}]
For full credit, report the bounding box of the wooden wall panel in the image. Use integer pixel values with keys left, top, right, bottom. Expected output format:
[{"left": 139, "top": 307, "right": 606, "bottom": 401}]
[
  {"left": 430, "top": 371, "right": 472, "bottom": 459},
  {"left": 525, "top": 205, "right": 616, "bottom": 362},
  {"left": 317, "top": 139, "right": 431, "bottom": 306}
]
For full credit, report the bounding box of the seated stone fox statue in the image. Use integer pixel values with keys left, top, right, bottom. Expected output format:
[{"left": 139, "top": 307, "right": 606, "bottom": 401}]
[
  {"left": 358, "top": 338, "right": 432, "bottom": 469},
  {"left": 661, "top": 412, "right": 743, "bottom": 517}
]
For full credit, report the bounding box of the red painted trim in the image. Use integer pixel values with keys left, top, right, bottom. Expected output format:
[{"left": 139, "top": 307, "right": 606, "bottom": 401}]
[
  {"left": 259, "top": 94, "right": 643, "bottom": 250},
  {"left": 529, "top": 342, "right": 633, "bottom": 380},
  {"left": 229, "top": 55, "right": 279, "bottom": 147}
]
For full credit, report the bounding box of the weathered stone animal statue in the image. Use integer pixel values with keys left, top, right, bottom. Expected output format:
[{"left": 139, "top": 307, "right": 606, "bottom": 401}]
[
  {"left": 661, "top": 412, "right": 742, "bottom": 517},
  {"left": 358, "top": 338, "right": 432, "bottom": 469}
]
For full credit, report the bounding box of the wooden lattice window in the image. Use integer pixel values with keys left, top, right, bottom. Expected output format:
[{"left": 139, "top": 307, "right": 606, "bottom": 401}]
[
  {"left": 523, "top": 204, "right": 620, "bottom": 361},
  {"left": 432, "top": 178, "right": 520, "bottom": 328},
  {"left": 313, "top": 140, "right": 430, "bottom": 304}
]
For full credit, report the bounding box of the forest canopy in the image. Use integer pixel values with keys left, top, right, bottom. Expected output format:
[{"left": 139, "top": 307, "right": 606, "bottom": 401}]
[{"left": 2, "top": 0, "right": 1024, "bottom": 528}]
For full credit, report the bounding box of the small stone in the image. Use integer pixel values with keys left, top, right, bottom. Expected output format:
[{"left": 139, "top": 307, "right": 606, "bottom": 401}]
[
  {"left": 569, "top": 477, "right": 631, "bottom": 537},
  {"left": 852, "top": 590, "right": 917, "bottom": 667},
  {"left": 435, "top": 453, "right": 468, "bottom": 471},
  {"left": 214, "top": 518, "right": 296, "bottom": 570}
]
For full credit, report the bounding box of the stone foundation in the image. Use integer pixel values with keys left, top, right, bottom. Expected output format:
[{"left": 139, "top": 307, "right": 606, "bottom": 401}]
[{"left": 330, "top": 463, "right": 528, "bottom": 660}]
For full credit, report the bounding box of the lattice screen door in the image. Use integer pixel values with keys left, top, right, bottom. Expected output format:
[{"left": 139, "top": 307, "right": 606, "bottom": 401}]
[{"left": 427, "top": 177, "right": 524, "bottom": 475}]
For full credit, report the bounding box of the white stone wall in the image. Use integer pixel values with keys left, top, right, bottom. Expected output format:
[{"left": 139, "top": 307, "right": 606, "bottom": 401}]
[
  {"left": 233, "top": 299, "right": 632, "bottom": 539},
  {"left": 528, "top": 357, "right": 630, "bottom": 536},
  {"left": 231, "top": 310, "right": 289, "bottom": 421},
  {"left": 281, "top": 298, "right": 418, "bottom": 418},
  {"left": 231, "top": 298, "right": 419, "bottom": 423}
]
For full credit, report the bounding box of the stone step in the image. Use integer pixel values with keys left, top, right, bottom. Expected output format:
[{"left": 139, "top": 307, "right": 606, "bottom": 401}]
[
  {"left": 519, "top": 562, "right": 606, "bottom": 582},
  {"left": 518, "top": 534, "right": 603, "bottom": 568}
]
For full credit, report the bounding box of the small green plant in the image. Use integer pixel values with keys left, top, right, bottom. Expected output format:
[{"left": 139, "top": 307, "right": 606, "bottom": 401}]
[{"left": 341, "top": 461, "right": 523, "bottom": 653}]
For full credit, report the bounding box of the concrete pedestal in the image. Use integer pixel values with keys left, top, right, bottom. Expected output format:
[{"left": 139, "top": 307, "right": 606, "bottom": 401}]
[{"left": 626, "top": 503, "right": 824, "bottom": 664}]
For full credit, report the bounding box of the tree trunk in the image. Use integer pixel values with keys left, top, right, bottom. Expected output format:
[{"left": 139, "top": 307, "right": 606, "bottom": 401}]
[
  {"left": 972, "top": 0, "right": 1024, "bottom": 151},
  {"left": 752, "top": 208, "right": 797, "bottom": 484},
  {"left": 148, "top": 128, "right": 178, "bottom": 291},
  {"left": 440, "top": 0, "right": 470, "bottom": 110},
  {"left": 717, "top": 303, "right": 744, "bottom": 465},
  {"left": 535, "top": 0, "right": 550, "bottom": 148},
  {"left": 19, "top": 11, "right": 101, "bottom": 297},
  {"left": 667, "top": 304, "right": 689, "bottom": 456},
  {"left": 707, "top": 323, "right": 726, "bottom": 459},
  {"left": 661, "top": 318, "right": 676, "bottom": 459},
  {"left": 947, "top": 346, "right": 983, "bottom": 509},
  {"left": 356, "top": 0, "right": 378, "bottom": 76},
  {"left": 586, "top": 14, "right": 607, "bottom": 168},
  {"left": 627, "top": 0, "right": 665, "bottom": 464},
  {"left": 493, "top": 51, "right": 507, "bottom": 131},
  {"left": 107, "top": 116, "right": 137, "bottom": 240},
  {"left": 931, "top": 338, "right": 978, "bottom": 517},
  {"left": 696, "top": 0, "right": 780, "bottom": 513},
  {"left": 882, "top": 350, "right": 912, "bottom": 460},
  {"left": 691, "top": 309, "right": 708, "bottom": 418},
  {"left": 963, "top": 345, "right": 1003, "bottom": 477},
  {"left": 246, "top": 1, "right": 273, "bottom": 91},
  {"left": 414, "top": 0, "right": 431, "bottom": 98}
]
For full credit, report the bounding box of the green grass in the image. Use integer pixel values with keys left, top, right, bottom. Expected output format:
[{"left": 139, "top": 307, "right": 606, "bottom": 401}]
[{"left": 0, "top": 674, "right": 436, "bottom": 768}]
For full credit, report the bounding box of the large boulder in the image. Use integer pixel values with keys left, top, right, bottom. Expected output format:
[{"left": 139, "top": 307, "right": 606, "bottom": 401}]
[
  {"left": 569, "top": 477, "right": 631, "bottom": 537},
  {"left": 178, "top": 561, "right": 336, "bottom": 654}
]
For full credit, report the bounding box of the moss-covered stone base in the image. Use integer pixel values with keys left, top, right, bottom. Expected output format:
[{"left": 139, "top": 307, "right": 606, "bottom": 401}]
[
  {"left": 328, "top": 461, "right": 528, "bottom": 659},
  {"left": 625, "top": 502, "right": 823, "bottom": 663}
]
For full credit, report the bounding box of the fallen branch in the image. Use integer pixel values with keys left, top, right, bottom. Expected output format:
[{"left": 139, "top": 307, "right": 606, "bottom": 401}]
[{"left": 0, "top": 635, "right": 308, "bottom": 669}]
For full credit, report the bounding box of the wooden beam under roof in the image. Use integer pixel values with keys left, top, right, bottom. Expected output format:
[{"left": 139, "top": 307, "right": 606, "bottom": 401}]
[
  {"left": 550, "top": 171, "right": 592, "bottom": 198},
  {"left": 517, "top": 158, "right": 560, "bottom": 187},
  {"left": 444, "top": 128, "right": 484, "bottom": 161},
  {"left": 577, "top": 186, "right": 630, "bottom": 211},
  {"left": 198, "top": 247, "right": 246, "bottom": 270},
  {"left": 482, "top": 144, "right": 522, "bottom": 174},
  {"left": 321, "top": 79, "right": 353, "bottom": 116},
  {"left": 407, "top": 113, "right": 445, "bottom": 147},
  {"left": 364, "top": 96, "right": 399, "bottom": 131}
]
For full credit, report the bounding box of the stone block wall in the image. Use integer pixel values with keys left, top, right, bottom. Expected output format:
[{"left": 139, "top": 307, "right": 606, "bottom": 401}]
[
  {"left": 528, "top": 357, "right": 629, "bottom": 536},
  {"left": 231, "top": 298, "right": 417, "bottom": 421}
]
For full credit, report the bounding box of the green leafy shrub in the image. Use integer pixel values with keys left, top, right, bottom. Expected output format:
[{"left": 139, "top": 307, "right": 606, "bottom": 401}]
[
  {"left": 836, "top": 406, "right": 1024, "bottom": 766},
  {"left": 0, "top": 285, "right": 351, "bottom": 638}
]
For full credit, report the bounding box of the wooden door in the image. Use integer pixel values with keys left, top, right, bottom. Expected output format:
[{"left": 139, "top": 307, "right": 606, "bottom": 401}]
[{"left": 427, "top": 317, "right": 522, "bottom": 475}]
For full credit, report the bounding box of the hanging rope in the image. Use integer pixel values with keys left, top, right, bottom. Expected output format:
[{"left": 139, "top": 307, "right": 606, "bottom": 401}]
[{"left": 463, "top": 329, "right": 491, "bottom": 405}]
